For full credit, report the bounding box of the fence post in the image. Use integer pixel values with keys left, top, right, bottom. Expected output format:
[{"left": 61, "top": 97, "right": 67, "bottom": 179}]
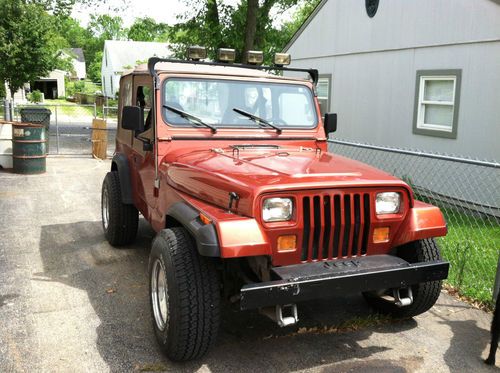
[
  {"left": 55, "top": 105, "right": 60, "bottom": 154},
  {"left": 3, "top": 100, "right": 11, "bottom": 121},
  {"left": 93, "top": 103, "right": 97, "bottom": 119},
  {"left": 494, "top": 255, "right": 500, "bottom": 301}
]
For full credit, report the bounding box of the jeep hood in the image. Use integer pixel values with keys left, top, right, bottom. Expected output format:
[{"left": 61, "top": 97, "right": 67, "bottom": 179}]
[{"left": 164, "top": 146, "right": 409, "bottom": 216}]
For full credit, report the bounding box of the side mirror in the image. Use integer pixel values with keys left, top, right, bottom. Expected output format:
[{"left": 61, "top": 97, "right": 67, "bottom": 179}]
[
  {"left": 324, "top": 113, "right": 337, "bottom": 136},
  {"left": 122, "top": 106, "right": 144, "bottom": 132}
]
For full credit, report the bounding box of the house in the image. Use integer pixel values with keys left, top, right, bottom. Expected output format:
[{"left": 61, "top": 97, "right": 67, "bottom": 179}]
[
  {"left": 62, "top": 48, "right": 86, "bottom": 80},
  {"left": 284, "top": 0, "right": 500, "bottom": 161},
  {"left": 32, "top": 69, "right": 66, "bottom": 100},
  {"left": 101, "top": 40, "right": 171, "bottom": 98},
  {"left": 3, "top": 48, "right": 85, "bottom": 101}
]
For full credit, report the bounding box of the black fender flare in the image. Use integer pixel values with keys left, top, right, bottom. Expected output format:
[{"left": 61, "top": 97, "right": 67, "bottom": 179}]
[
  {"left": 167, "top": 202, "right": 220, "bottom": 257},
  {"left": 111, "top": 154, "right": 133, "bottom": 204}
]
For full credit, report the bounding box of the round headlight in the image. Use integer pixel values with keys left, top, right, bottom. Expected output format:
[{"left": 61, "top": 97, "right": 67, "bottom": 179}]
[
  {"left": 376, "top": 192, "right": 401, "bottom": 214},
  {"left": 263, "top": 198, "right": 293, "bottom": 222}
]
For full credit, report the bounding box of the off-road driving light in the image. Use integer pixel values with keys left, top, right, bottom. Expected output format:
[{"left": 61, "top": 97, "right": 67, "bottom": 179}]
[
  {"left": 376, "top": 192, "right": 401, "bottom": 214},
  {"left": 274, "top": 53, "right": 291, "bottom": 66},
  {"left": 263, "top": 198, "right": 293, "bottom": 222},
  {"left": 187, "top": 46, "right": 207, "bottom": 61},
  {"left": 217, "top": 48, "right": 236, "bottom": 63},
  {"left": 245, "top": 50, "right": 264, "bottom": 65}
]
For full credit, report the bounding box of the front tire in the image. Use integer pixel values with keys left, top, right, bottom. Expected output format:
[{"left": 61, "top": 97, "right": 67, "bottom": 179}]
[
  {"left": 101, "top": 171, "right": 138, "bottom": 246},
  {"left": 149, "top": 227, "right": 220, "bottom": 361},
  {"left": 364, "top": 238, "right": 443, "bottom": 318}
]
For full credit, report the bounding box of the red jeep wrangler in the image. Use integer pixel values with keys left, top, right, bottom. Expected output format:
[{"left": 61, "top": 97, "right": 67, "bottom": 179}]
[{"left": 101, "top": 50, "right": 449, "bottom": 361}]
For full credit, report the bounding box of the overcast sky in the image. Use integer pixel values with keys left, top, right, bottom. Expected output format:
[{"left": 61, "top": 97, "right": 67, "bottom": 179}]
[{"left": 72, "top": 0, "right": 295, "bottom": 28}]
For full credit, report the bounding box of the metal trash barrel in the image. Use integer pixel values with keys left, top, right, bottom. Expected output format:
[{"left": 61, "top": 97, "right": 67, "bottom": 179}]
[
  {"left": 19, "top": 107, "right": 51, "bottom": 153},
  {"left": 12, "top": 123, "right": 46, "bottom": 174}
]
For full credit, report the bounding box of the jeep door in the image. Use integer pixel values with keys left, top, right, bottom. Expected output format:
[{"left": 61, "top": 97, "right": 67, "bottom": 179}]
[{"left": 129, "top": 75, "right": 156, "bottom": 215}]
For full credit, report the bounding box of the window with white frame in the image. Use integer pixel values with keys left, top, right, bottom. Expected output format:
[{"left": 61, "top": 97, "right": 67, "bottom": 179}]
[
  {"left": 413, "top": 70, "right": 461, "bottom": 139},
  {"left": 317, "top": 75, "right": 331, "bottom": 116}
]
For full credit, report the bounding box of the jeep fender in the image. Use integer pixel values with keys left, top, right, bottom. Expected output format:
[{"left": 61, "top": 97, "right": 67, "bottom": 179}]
[
  {"left": 392, "top": 200, "right": 447, "bottom": 247},
  {"left": 167, "top": 202, "right": 220, "bottom": 257},
  {"left": 111, "top": 154, "right": 133, "bottom": 204}
]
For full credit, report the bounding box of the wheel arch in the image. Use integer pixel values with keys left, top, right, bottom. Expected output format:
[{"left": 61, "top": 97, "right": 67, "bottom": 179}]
[
  {"left": 166, "top": 202, "right": 220, "bottom": 257},
  {"left": 111, "top": 153, "right": 133, "bottom": 204}
]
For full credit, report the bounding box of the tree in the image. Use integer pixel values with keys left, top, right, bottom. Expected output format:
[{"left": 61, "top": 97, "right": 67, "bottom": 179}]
[
  {"left": 170, "top": 0, "right": 321, "bottom": 62},
  {"left": 0, "top": 0, "right": 54, "bottom": 98},
  {"left": 128, "top": 17, "right": 170, "bottom": 42},
  {"left": 88, "top": 14, "right": 127, "bottom": 41},
  {"left": 84, "top": 14, "right": 126, "bottom": 83}
]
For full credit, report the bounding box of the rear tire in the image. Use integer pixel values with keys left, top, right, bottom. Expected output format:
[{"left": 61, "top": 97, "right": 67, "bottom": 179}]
[
  {"left": 149, "top": 227, "right": 220, "bottom": 361},
  {"left": 101, "top": 171, "right": 138, "bottom": 246},
  {"left": 363, "top": 238, "right": 443, "bottom": 318}
]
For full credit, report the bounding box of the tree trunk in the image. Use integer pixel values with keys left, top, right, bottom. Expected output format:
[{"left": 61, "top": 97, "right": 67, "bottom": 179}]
[
  {"left": 254, "top": 0, "right": 276, "bottom": 49},
  {"left": 206, "top": 0, "right": 222, "bottom": 49},
  {"left": 244, "top": 0, "right": 259, "bottom": 53}
]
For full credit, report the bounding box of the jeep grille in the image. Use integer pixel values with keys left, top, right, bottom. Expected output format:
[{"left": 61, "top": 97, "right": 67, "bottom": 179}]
[{"left": 301, "top": 193, "right": 371, "bottom": 261}]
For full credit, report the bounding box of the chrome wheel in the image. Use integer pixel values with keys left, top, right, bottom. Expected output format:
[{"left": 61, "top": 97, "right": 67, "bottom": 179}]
[
  {"left": 151, "top": 258, "right": 169, "bottom": 331},
  {"left": 102, "top": 186, "right": 109, "bottom": 229}
]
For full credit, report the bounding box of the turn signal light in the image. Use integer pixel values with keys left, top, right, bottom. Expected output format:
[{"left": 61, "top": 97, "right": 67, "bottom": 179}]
[
  {"left": 373, "top": 227, "right": 390, "bottom": 243},
  {"left": 199, "top": 213, "right": 212, "bottom": 225},
  {"left": 277, "top": 235, "right": 297, "bottom": 252}
]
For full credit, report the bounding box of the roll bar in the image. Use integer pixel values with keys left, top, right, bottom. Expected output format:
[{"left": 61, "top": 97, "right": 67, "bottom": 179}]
[{"left": 147, "top": 57, "right": 319, "bottom": 88}]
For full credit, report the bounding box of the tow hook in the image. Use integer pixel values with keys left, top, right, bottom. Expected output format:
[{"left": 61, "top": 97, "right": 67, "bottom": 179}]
[
  {"left": 260, "top": 304, "right": 298, "bottom": 327},
  {"left": 393, "top": 287, "right": 413, "bottom": 307}
]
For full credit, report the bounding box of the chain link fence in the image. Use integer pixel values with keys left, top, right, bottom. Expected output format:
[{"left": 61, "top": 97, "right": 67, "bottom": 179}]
[
  {"left": 1, "top": 100, "right": 117, "bottom": 157},
  {"left": 329, "top": 139, "right": 500, "bottom": 307}
]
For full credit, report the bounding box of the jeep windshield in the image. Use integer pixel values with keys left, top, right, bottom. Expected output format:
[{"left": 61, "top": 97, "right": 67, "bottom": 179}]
[{"left": 162, "top": 78, "right": 317, "bottom": 129}]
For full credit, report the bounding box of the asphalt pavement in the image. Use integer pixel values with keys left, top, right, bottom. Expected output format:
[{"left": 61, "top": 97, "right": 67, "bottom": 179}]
[{"left": 0, "top": 157, "right": 497, "bottom": 373}]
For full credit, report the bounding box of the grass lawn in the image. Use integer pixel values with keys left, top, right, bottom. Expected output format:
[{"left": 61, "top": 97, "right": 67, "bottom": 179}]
[{"left": 437, "top": 207, "right": 500, "bottom": 307}]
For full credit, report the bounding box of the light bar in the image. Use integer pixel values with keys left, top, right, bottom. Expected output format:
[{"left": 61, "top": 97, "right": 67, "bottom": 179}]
[
  {"left": 274, "top": 53, "right": 291, "bottom": 66},
  {"left": 187, "top": 46, "right": 207, "bottom": 61},
  {"left": 217, "top": 48, "right": 236, "bottom": 63},
  {"left": 245, "top": 50, "right": 264, "bottom": 65}
]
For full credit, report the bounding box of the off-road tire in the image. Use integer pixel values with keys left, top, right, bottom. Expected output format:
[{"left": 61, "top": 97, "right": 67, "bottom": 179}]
[
  {"left": 149, "top": 227, "right": 220, "bottom": 361},
  {"left": 364, "top": 238, "right": 442, "bottom": 318},
  {"left": 101, "top": 171, "right": 138, "bottom": 246}
]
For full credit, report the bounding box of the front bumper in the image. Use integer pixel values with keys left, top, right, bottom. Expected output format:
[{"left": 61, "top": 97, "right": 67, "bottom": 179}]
[{"left": 240, "top": 255, "right": 449, "bottom": 310}]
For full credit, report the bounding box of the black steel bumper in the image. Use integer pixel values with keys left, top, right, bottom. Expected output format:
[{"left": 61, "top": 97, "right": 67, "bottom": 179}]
[{"left": 240, "top": 255, "right": 449, "bottom": 310}]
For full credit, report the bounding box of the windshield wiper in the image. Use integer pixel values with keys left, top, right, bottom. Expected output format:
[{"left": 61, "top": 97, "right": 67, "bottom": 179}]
[
  {"left": 233, "top": 108, "right": 282, "bottom": 134},
  {"left": 164, "top": 105, "right": 217, "bottom": 133}
]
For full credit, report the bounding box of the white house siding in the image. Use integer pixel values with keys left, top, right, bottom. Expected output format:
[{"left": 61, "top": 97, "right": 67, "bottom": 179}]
[
  {"left": 101, "top": 40, "right": 171, "bottom": 98},
  {"left": 284, "top": 0, "right": 500, "bottom": 211},
  {"left": 73, "top": 60, "right": 86, "bottom": 80},
  {"left": 285, "top": 0, "right": 500, "bottom": 161}
]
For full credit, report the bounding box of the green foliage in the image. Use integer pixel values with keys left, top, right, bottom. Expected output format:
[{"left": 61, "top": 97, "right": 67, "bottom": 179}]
[
  {"left": 0, "top": 0, "right": 54, "bottom": 98},
  {"left": 87, "top": 51, "right": 103, "bottom": 83},
  {"left": 437, "top": 208, "right": 500, "bottom": 307},
  {"left": 128, "top": 17, "right": 170, "bottom": 42},
  {"left": 88, "top": 14, "right": 127, "bottom": 41},
  {"left": 0, "top": 82, "right": 5, "bottom": 99},
  {"left": 65, "top": 79, "right": 99, "bottom": 97},
  {"left": 28, "top": 89, "right": 43, "bottom": 103}
]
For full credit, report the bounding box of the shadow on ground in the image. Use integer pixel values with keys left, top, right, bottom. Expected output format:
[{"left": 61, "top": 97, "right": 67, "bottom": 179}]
[{"left": 37, "top": 220, "right": 422, "bottom": 372}]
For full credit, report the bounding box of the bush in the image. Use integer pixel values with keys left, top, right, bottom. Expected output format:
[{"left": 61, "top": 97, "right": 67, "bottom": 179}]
[{"left": 28, "top": 90, "right": 43, "bottom": 103}]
